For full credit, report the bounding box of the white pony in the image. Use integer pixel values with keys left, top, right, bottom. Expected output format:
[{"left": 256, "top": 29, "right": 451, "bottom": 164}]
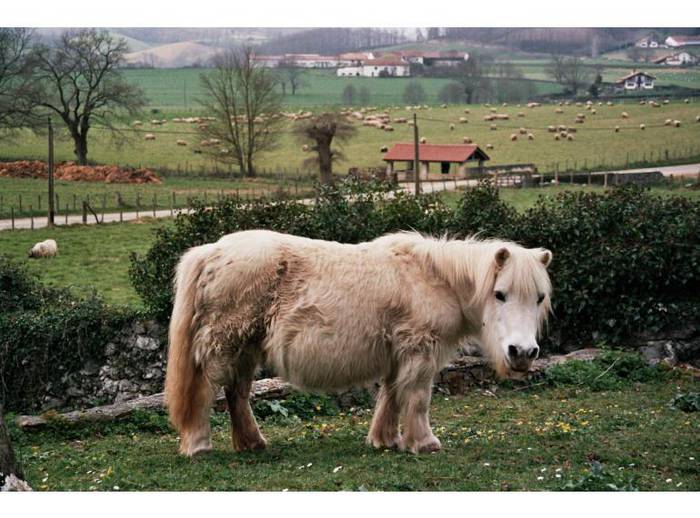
[{"left": 166, "top": 230, "right": 552, "bottom": 456}]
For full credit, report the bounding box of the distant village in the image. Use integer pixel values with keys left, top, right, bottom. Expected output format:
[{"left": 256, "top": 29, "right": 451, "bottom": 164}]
[{"left": 252, "top": 50, "right": 470, "bottom": 77}]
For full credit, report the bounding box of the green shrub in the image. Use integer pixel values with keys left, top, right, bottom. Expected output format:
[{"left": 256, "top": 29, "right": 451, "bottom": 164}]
[
  {"left": 544, "top": 350, "right": 670, "bottom": 391},
  {"left": 253, "top": 391, "right": 339, "bottom": 423},
  {"left": 0, "top": 257, "right": 135, "bottom": 412}
]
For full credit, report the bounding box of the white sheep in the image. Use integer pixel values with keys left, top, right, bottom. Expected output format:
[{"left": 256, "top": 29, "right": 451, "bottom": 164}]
[
  {"left": 29, "top": 239, "right": 58, "bottom": 258},
  {"left": 673, "top": 120, "right": 681, "bottom": 127},
  {"left": 176, "top": 139, "right": 187, "bottom": 146},
  {"left": 144, "top": 133, "right": 156, "bottom": 141},
  {"left": 420, "top": 137, "right": 427, "bottom": 144},
  {"left": 510, "top": 134, "right": 518, "bottom": 141},
  {"left": 462, "top": 137, "right": 472, "bottom": 144},
  {"left": 621, "top": 112, "right": 629, "bottom": 119},
  {"left": 527, "top": 133, "right": 535, "bottom": 140},
  {"left": 486, "top": 143, "right": 494, "bottom": 150},
  {"left": 640, "top": 124, "right": 646, "bottom": 130}
]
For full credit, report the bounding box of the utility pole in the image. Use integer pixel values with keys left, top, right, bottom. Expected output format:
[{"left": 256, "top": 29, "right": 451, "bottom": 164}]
[
  {"left": 47, "top": 116, "right": 55, "bottom": 227},
  {"left": 413, "top": 112, "right": 420, "bottom": 195}
]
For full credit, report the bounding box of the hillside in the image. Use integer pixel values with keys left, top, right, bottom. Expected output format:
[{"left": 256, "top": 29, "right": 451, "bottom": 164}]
[{"left": 124, "top": 41, "right": 223, "bottom": 68}]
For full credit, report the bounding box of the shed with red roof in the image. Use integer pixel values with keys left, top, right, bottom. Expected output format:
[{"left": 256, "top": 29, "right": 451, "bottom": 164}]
[{"left": 383, "top": 143, "right": 490, "bottom": 177}]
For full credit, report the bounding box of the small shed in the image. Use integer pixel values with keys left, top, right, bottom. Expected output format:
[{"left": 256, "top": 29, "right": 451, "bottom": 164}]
[{"left": 383, "top": 143, "right": 490, "bottom": 177}]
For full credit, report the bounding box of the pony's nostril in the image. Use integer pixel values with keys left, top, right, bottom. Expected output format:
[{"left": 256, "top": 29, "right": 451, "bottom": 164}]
[
  {"left": 508, "top": 345, "right": 519, "bottom": 359},
  {"left": 528, "top": 347, "right": 539, "bottom": 360}
]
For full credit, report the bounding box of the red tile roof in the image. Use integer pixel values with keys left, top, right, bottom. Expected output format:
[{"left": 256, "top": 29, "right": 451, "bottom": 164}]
[
  {"left": 363, "top": 59, "right": 407, "bottom": 66},
  {"left": 383, "top": 143, "right": 489, "bottom": 163}
]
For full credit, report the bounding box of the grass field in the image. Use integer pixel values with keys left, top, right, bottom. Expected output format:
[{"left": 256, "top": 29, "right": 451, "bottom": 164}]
[
  {"left": 8, "top": 372, "right": 699, "bottom": 491},
  {"left": 0, "top": 219, "right": 169, "bottom": 306},
  {"left": 2, "top": 100, "right": 699, "bottom": 186},
  {"left": 0, "top": 175, "right": 314, "bottom": 218},
  {"left": 2, "top": 184, "right": 698, "bottom": 307}
]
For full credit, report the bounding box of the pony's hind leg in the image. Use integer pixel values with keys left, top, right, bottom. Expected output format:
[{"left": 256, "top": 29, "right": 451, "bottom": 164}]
[
  {"left": 177, "top": 367, "right": 215, "bottom": 457},
  {"left": 395, "top": 354, "right": 441, "bottom": 454},
  {"left": 225, "top": 350, "right": 267, "bottom": 453},
  {"left": 367, "top": 371, "right": 401, "bottom": 449}
]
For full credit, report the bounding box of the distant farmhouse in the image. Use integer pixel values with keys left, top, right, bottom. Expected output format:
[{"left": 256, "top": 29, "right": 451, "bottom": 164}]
[
  {"left": 665, "top": 35, "right": 700, "bottom": 48},
  {"left": 337, "top": 58, "right": 410, "bottom": 78},
  {"left": 653, "top": 51, "right": 698, "bottom": 66},
  {"left": 615, "top": 70, "right": 656, "bottom": 91}
]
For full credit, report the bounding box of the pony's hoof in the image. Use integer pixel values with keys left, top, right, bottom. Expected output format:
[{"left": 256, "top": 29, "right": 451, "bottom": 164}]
[
  {"left": 401, "top": 435, "right": 442, "bottom": 454},
  {"left": 180, "top": 439, "right": 213, "bottom": 457},
  {"left": 235, "top": 435, "right": 267, "bottom": 453},
  {"left": 366, "top": 432, "right": 402, "bottom": 450}
]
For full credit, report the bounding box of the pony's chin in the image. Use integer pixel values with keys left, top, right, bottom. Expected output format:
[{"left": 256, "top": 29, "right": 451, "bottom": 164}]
[{"left": 495, "top": 359, "right": 533, "bottom": 380}]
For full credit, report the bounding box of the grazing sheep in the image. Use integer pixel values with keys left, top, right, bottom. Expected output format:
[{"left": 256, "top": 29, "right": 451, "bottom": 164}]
[
  {"left": 567, "top": 134, "right": 575, "bottom": 141},
  {"left": 684, "top": 99, "right": 690, "bottom": 104},
  {"left": 554, "top": 134, "right": 560, "bottom": 141},
  {"left": 559, "top": 131, "right": 568, "bottom": 139},
  {"left": 380, "top": 146, "right": 389, "bottom": 153},
  {"left": 640, "top": 124, "right": 646, "bottom": 130},
  {"left": 462, "top": 137, "right": 472, "bottom": 144},
  {"left": 607, "top": 101, "right": 613, "bottom": 106},
  {"left": 490, "top": 124, "right": 497, "bottom": 131},
  {"left": 132, "top": 120, "right": 143, "bottom": 127},
  {"left": 614, "top": 126, "right": 620, "bottom": 133},
  {"left": 555, "top": 108, "right": 564, "bottom": 114},
  {"left": 464, "top": 109, "right": 470, "bottom": 114},
  {"left": 420, "top": 137, "right": 427, "bottom": 144},
  {"left": 176, "top": 140, "right": 188, "bottom": 146},
  {"left": 459, "top": 117, "right": 468, "bottom": 123},
  {"left": 302, "top": 144, "right": 309, "bottom": 152},
  {"left": 384, "top": 126, "right": 394, "bottom": 132},
  {"left": 485, "top": 143, "right": 494, "bottom": 150},
  {"left": 663, "top": 99, "right": 670, "bottom": 105},
  {"left": 527, "top": 102, "right": 540, "bottom": 108},
  {"left": 696, "top": 115, "right": 700, "bottom": 123},
  {"left": 449, "top": 124, "right": 455, "bottom": 131},
  {"left": 517, "top": 112, "right": 525, "bottom": 118},
  {"left": 441, "top": 104, "right": 448, "bottom": 108},
  {"left": 29, "top": 239, "right": 58, "bottom": 258},
  {"left": 639, "top": 100, "right": 646, "bottom": 105},
  {"left": 527, "top": 133, "right": 535, "bottom": 140},
  {"left": 510, "top": 134, "right": 518, "bottom": 141},
  {"left": 621, "top": 112, "right": 629, "bottom": 119},
  {"left": 576, "top": 113, "right": 585, "bottom": 119},
  {"left": 673, "top": 120, "right": 681, "bottom": 127},
  {"left": 665, "top": 119, "right": 673, "bottom": 126},
  {"left": 519, "top": 127, "right": 527, "bottom": 135},
  {"left": 490, "top": 107, "right": 497, "bottom": 113},
  {"left": 547, "top": 125, "right": 556, "bottom": 133},
  {"left": 144, "top": 133, "right": 156, "bottom": 141},
  {"left": 591, "top": 109, "right": 597, "bottom": 115}
]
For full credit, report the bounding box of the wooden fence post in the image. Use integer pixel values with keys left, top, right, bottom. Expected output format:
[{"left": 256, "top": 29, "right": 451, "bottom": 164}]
[{"left": 82, "top": 201, "right": 88, "bottom": 224}]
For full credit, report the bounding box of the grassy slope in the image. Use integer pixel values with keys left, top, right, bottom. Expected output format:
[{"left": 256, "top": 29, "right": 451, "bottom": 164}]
[
  {"left": 9, "top": 377, "right": 699, "bottom": 491},
  {"left": 2, "top": 101, "right": 699, "bottom": 178},
  {"left": 0, "top": 219, "right": 169, "bottom": 306}
]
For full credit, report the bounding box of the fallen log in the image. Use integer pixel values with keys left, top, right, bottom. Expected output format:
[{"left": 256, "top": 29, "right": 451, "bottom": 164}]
[
  {"left": 16, "top": 377, "right": 292, "bottom": 429},
  {"left": 16, "top": 350, "right": 603, "bottom": 430}
]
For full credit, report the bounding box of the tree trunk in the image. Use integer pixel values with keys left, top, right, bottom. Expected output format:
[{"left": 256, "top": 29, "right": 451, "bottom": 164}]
[
  {"left": 73, "top": 131, "right": 89, "bottom": 165},
  {"left": 1, "top": 405, "right": 30, "bottom": 490},
  {"left": 317, "top": 136, "right": 334, "bottom": 185}
]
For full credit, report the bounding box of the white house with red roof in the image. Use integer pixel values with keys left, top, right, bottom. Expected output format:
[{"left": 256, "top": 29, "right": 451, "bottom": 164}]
[{"left": 615, "top": 70, "right": 656, "bottom": 90}]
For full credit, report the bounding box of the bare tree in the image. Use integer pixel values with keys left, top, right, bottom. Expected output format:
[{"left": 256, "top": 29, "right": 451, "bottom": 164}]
[
  {"left": 278, "top": 57, "right": 307, "bottom": 95},
  {"left": 293, "top": 112, "right": 357, "bottom": 185},
  {"left": 199, "top": 47, "right": 283, "bottom": 177},
  {"left": 546, "top": 55, "right": 593, "bottom": 95},
  {"left": 31, "top": 29, "right": 146, "bottom": 165},
  {"left": 0, "top": 28, "right": 41, "bottom": 136},
  {"left": 403, "top": 81, "right": 426, "bottom": 105},
  {"left": 544, "top": 54, "right": 566, "bottom": 84},
  {"left": 457, "top": 53, "right": 493, "bottom": 104},
  {"left": 341, "top": 84, "right": 357, "bottom": 105}
]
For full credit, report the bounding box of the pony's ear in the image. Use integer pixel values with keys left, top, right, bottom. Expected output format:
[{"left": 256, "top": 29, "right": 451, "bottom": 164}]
[
  {"left": 538, "top": 249, "right": 552, "bottom": 268},
  {"left": 495, "top": 247, "right": 510, "bottom": 268}
]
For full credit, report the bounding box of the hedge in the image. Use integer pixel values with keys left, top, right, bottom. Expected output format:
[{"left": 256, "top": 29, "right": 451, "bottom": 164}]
[
  {"left": 0, "top": 257, "right": 136, "bottom": 412},
  {"left": 130, "top": 179, "right": 699, "bottom": 351}
]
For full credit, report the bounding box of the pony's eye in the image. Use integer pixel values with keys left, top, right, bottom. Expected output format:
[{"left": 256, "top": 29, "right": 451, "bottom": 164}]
[
  {"left": 495, "top": 291, "right": 506, "bottom": 302},
  {"left": 537, "top": 294, "right": 545, "bottom": 305}
]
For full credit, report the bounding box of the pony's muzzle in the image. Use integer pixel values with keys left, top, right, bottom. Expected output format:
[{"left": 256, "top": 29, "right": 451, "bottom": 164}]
[{"left": 507, "top": 344, "right": 539, "bottom": 372}]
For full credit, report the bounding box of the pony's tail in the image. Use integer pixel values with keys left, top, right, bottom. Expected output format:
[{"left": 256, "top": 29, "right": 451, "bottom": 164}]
[{"left": 165, "top": 247, "right": 210, "bottom": 434}]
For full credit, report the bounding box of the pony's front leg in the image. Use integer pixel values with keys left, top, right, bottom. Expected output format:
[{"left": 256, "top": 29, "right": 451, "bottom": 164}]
[
  {"left": 396, "top": 355, "right": 441, "bottom": 454},
  {"left": 367, "top": 381, "right": 401, "bottom": 449}
]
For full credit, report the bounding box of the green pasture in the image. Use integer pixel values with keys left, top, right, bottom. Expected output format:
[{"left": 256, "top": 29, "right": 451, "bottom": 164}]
[
  {"left": 1, "top": 100, "right": 699, "bottom": 186},
  {"left": 8, "top": 371, "right": 699, "bottom": 491}
]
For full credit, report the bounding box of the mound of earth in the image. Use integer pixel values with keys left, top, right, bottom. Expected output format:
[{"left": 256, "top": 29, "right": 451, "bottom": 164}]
[{"left": 0, "top": 161, "right": 161, "bottom": 184}]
